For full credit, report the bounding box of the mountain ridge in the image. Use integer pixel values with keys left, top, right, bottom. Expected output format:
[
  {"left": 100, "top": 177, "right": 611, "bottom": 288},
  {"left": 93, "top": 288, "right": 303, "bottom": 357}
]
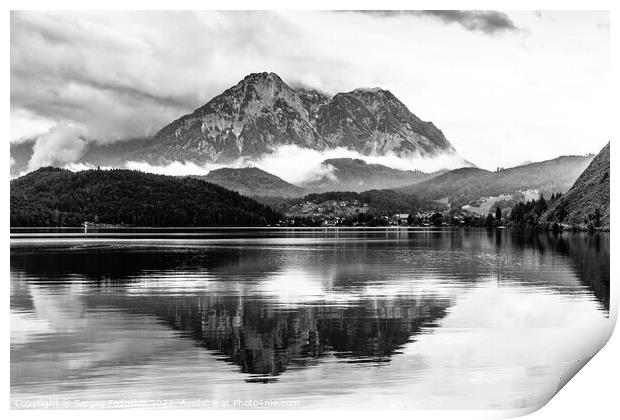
[
  {"left": 397, "top": 154, "right": 595, "bottom": 204},
  {"left": 10, "top": 72, "right": 463, "bottom": 176},
  {"left": 133, "top": 72, "right": 458, "bottom": 164},
  {"left": 300, "top": 158, "right": 441, "bottom": 192}
]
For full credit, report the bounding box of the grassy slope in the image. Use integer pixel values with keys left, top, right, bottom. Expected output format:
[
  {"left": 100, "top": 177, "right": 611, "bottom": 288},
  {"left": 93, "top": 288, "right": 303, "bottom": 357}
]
[{"left": 540, "top": 143, "right": 610, "bottom": 229}]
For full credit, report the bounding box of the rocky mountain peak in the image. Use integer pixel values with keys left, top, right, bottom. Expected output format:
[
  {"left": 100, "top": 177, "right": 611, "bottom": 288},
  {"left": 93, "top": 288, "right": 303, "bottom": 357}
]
[
  {"left": 348, "top": 87, "right": 404, "bottom": 113},
  {"left": 243, "top": 71, "right": 282, "bottom": 82},
  {"left": 239, "top": 72, "right": 293, "bottom": 98},
  {"left": 351, "top": 87, "right": 392, "bottom": 96},
  {"left": 137, "top": 71, "right": 459, "bottom": 164},
  {"left": 296, "top": 87, "right": 331, "bottom": 119},
  {"left": 195, "top": 71, "right": 307, "bottom": 119}
]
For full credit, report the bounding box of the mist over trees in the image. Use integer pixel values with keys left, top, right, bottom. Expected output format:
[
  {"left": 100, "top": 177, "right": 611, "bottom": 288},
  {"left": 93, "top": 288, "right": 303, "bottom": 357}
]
[{"left": 397, "top": 155, "right": 594, "bottom": 205}]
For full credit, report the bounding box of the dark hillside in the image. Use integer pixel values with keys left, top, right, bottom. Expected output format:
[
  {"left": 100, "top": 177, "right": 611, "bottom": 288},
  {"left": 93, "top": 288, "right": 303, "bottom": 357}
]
[
  {"left": 197, "top": 167, "right": 305, "bottom": 198},
  {"left": 10, "top": 167, "right": 280, "bottom": 227},
  {"left": 540, "top": 143, "right": 610, "bottom": 229}
]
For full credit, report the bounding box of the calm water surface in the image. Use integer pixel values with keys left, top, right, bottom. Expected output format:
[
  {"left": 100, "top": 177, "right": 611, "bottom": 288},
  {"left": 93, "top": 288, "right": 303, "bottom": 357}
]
[{"left": 10, "top": 228, "right": 611, "bottom": 410}]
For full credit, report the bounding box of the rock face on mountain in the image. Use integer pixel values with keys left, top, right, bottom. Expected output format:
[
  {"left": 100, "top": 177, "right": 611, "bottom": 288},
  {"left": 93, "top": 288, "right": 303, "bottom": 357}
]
[
  {"left": 540, "top": 143, "right": 610, "bottom": 229},
  {"left": 135, "top": 72, "right": 458, "bottom": 164},
  {"left": 315, "top": 89, "right": 454, "bottom": 155},
  {"left": 296, "top": 88, "right": 330, "bottom": 120},
  {"left": 139, "top": 73, "right": 325, "bottom": 163},
  {"left": 197, "top": 167, "right": 305, "bottom": 198}
]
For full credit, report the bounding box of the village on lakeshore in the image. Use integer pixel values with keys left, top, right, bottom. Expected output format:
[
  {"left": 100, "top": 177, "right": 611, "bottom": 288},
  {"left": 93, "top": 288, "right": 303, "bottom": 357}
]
[{"left": 279, "top": 189, "right": 539, "bottom": 228}]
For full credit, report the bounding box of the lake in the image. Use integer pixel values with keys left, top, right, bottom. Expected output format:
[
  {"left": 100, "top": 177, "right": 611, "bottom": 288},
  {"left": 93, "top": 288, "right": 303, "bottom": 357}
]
[{"left": 10, "top": 228, "right": 611, "bottom": 411}]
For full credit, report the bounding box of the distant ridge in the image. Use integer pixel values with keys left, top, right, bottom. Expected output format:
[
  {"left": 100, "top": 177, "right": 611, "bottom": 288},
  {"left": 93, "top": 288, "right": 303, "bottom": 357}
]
[
  {"left": 301, "top": 158, "right": 440, "bottom": 192},
  {"left": 194, "top": 158, "right": 443, "bottom": 197},
  {"left": 197, "top": 167, "right": 305, "bottom": 198},
  {"left": 397, "top": 154, "right": 595, "bottom": 203}
]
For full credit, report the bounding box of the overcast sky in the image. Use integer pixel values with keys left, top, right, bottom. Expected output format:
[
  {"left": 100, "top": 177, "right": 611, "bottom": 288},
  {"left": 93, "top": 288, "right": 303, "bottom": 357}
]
[{"left": 10, "top": 10, "right": 610, "bottom": 170}]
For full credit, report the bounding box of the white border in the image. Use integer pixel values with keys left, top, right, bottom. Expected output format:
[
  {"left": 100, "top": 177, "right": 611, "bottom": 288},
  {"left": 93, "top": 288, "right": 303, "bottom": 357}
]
[{"left": 3, "top": 1, "right": 617, "bottom": 419}]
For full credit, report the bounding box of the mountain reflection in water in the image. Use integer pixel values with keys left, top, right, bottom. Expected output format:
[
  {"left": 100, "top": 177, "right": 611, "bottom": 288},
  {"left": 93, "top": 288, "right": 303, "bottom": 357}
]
[{"left": 10, "top": 229, "right": 611, "bottom": 409}]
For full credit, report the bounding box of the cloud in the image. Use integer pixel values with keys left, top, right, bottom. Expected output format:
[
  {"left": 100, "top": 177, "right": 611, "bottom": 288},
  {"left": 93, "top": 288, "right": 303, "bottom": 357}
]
[
  {"left": 10, "top": 11, "right": 610, "bottom": 170},
  {"left": 10, "top": 109, "right": 56, "bottom": 142},
  {"left": 10, "top": 11, "right": 303, "bottom": 144},
  {"left": 10, "top": 10, "right": 514, "bottom": 148},
  {"left": 28, "top": 124, "right": 87, "bottom": 171},
  {"left": 125, "top": 160, "right": 227, "bottom": 176},
  {"left": 346, "top": 10, "right": 517, "bottom": 34},
  {"left": 250, "top": 146, "right": 470, "bottom": 184},
  {"left": 251, "top": 146, "right": 343, "bottom": 184},
  {"left": 420, "top": 11, "right": 517, "bottom": 34},
  {"left": 118, "top": 145, "right": 470, "bottom": 185}
]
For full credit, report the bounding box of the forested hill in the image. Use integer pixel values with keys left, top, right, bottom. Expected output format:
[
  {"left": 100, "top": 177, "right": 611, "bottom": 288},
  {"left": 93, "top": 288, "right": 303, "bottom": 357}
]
[
  {"left": 540, "top": 143, "right": 610, "bottom": 229},
  {"left": 300, "top": 158, "right": 439, "bottom": 192},
  {"left": 196, "top": 167, "right": 305, "bottom": 198},
  {"left": 397, "top": 154, "right": 594, "bottom": 203},
  {"left": 10, "top": 167, "right": 281, "bottom": 227}
]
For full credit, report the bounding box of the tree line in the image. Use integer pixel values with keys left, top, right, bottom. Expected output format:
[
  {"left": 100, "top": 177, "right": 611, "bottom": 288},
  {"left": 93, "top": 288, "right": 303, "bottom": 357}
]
[{"left": 10, "top": 167, "right": 281, "bottom": 227}]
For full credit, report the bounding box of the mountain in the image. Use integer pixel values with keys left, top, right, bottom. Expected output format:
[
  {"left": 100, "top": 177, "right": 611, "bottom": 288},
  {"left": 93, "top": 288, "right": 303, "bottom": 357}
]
[
  {"left": 296, "top": 87, "right": 330, "bottom": 119},
  {"left": 132, "top": 72, "right": 458, "bottom": 164},
  {"left": 398, "top": 154, "right": 595, "bottom": 204},
  {"left": 138, "top": 72, "right": 326, "bottom": 164},
  {"left": 196, "top": 167, "right": 305, "bottom": 198},
  {"left": 301, "top": 158, "right": 440, "bottom": 192},
  {"left": 540, "top": 143, "right": 610, "bottom": 229},
  {"left": 10, "top": 167, "right": 280, "bottom": 227},
  {"left": 315, "top": 88, "right": 454, "bottom": 155},
  {"left": 12, "top": 72, "right": 460, "bottom": 176}
]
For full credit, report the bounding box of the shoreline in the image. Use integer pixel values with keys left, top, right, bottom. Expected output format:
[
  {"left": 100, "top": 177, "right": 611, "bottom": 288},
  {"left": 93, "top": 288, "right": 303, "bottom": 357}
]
[{"left": 9, "top": 225, "right": 610, "bottom": 232}]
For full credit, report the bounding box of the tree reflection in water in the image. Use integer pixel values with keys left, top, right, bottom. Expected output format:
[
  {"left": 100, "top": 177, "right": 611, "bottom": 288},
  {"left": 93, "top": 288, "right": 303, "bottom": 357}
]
[{"left": 10, "top": 229, "right": 609, "bottom": 381}]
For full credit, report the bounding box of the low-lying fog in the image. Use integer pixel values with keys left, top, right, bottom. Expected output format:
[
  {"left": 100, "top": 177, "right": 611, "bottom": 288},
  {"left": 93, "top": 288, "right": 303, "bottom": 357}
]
[{"left": 61, "top": 145, "right": 470, "bottom": 186}]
